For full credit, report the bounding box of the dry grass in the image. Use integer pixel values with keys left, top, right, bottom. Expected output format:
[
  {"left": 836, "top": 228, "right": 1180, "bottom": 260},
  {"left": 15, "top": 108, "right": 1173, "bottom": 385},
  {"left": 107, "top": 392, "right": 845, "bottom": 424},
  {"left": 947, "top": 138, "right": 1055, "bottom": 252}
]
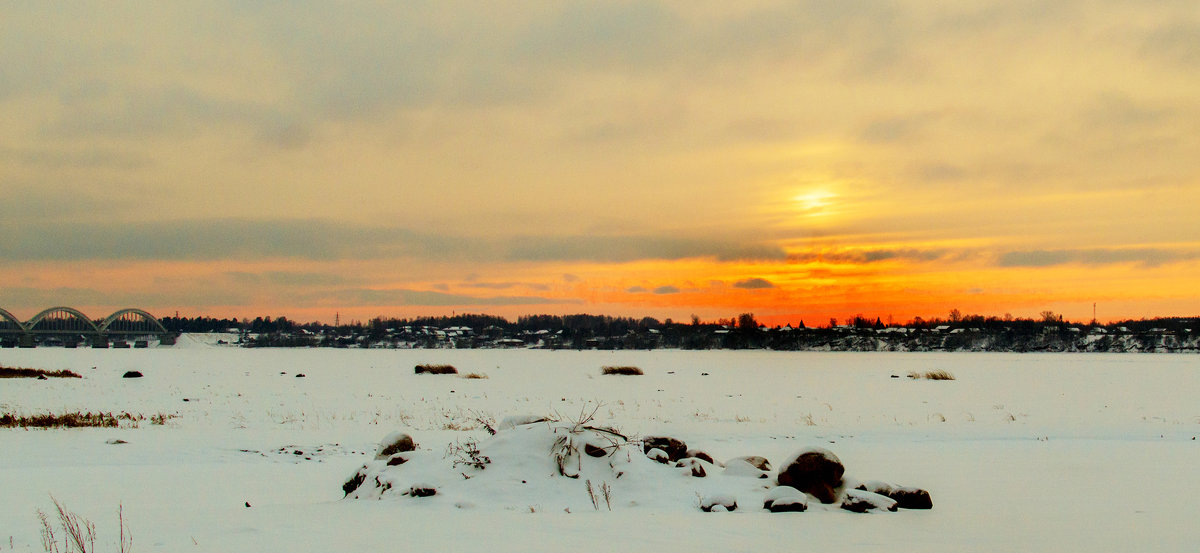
[
  {"left": 1, "top": 411, "right": 175, "bottom": 429},
  {"left": 414, "top": 364, "right": 458, "bottom": 375},
  {"left": 908, "top": 369, "right": 956, "bottom": 381},
  {"left": 0, "top": 366, "right": 82, "bottom": 379},
  {"left": 601, "top": 366, "right": 644, "bottom": 376},
  {"left": 38, "top": 496, "right": 131, "bottom": 553},
  {"left": 461, "top": 372, "right": 489, "bottom": 379}
]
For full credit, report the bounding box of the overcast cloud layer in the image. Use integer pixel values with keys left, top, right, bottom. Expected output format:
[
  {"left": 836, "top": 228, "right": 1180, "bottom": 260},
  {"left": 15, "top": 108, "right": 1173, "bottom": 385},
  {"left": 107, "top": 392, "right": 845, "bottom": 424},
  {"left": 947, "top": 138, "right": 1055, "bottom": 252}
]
[{"left": 2, "top": 1, "right": 1199, "bottom": 322}]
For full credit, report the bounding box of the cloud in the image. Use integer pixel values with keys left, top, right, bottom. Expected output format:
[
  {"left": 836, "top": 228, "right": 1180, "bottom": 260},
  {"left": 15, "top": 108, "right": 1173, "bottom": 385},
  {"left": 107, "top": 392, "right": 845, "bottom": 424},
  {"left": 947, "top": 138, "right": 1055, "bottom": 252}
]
[
  {"left": 733, "top": 278, "right": 775, "bottom": 290},
  {"left": 997, "top": 248, "right": 1200, "bottom": 268},
  {"left": 788, "top": 248, "right": 953, "bottom": 264},
  {"left": 626, "top": 286, "right": 649, "bottom": 293},
  {"left": 0, "top": 218, "right": 786, "bottom": 264},
  {"left": 652, "top": 285, "right": 680, "bottom": 295}
]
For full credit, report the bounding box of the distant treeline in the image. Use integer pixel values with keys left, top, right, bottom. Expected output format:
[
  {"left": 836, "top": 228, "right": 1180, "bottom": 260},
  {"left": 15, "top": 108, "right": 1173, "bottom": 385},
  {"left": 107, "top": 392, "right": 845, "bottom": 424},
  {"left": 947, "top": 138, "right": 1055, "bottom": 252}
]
[{"left": 158, "top": 312, "right": 1200, "bottom": 352}]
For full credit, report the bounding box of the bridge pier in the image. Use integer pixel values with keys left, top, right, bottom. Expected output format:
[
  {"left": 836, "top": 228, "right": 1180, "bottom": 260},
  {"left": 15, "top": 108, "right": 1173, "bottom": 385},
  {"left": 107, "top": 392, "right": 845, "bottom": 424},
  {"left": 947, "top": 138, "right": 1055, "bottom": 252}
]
[
  {"left": 19, "top": 335, "right": 36, "bottom": 348},
  {"left": 91, "top": 336, "right": 109, "bottom": 348},
  {"left": 159, "top": 334, "right": 177, "bottom": 346}
]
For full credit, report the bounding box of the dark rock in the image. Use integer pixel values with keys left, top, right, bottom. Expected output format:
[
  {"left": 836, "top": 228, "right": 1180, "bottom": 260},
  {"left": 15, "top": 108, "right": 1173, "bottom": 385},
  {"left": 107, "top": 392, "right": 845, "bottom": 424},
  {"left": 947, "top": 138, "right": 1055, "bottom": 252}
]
[
  {"left": 122, "top": 371, "right": 143, "bottom": 379},
  {"left": 643, "top": 436, "right": 687, "bottom": 461},
  {"left": 700, "top": 495, "right": 738, "bottom": 512},
  {"left": 375, "top": 432, "right": 417, "bottom": 459},
  {"left": 646, "top": 448, "right": 670, "bottom": 463},
  {"left": 684, "top": 449, "right": 715, "bottom": 465},
  {"left": 776, "top": 448, "right": 845, "bottom": 504},
  {"left": 856, "top": 481, "right": 933, "bottom": 509},
  {"left": 675, "top": 458, "right": 707, "bottom": 477},
  {"left": 584, "top": 443, "right": 608, "bottom": 457},
  {"left": 343, "top": 467, "right": 367, "bottom": 496},
  {"left": 408, "top": 485, "right": 436, "bottom": 497},
  {"left": 386, "top": 455, "right": 408, "bottom": 466},
  {"left": 37, "top": 375, "right": 48, "bottom": 380},
  {"left": 105, "top": 439, "right": 127, "bottom": 445},
  {"left": 295, "top": 373, "right": 306, "bottom": 378},
  {"left": 840, "top": 489, "right": 898, "bottom": 513},
  {"left": 729, "top": 455, "right": 771, "bottom": 471},
  {"left": 763, "top": 485, "right": 807, "bottom": 512},
  {"left": 245, "top": 502, "right": 251, "bottom": 508}
]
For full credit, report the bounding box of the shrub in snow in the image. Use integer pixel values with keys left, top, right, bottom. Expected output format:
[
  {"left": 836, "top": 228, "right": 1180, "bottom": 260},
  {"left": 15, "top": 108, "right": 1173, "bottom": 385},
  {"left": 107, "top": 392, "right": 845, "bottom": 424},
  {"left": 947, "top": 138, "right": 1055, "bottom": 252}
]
[
  {"left": 406, "top": 484, "right": 437, "bottom": 497},
  {"left": 414, "top": 364, "right": 458, "bottom": 375},
  {"left": 777, "top": 447, "right": 845, "bottom": 504},
  {"left": 601, "top": 365, "right": 643, "bottom": 375},
  {"left": 840, "top": 488, "right": 898, "bottom": 513},
  {"left": 498, "top": 415, "right": 548, "bottom": 430},
  {"left": 855, "top": 481, "right": 933, "bottom": 510},
  {"left": 375, "top": 432, "right": 417, "bottom": 460},
  {"left": 642, "top": 436, "right": 687, "bottom": 461}
]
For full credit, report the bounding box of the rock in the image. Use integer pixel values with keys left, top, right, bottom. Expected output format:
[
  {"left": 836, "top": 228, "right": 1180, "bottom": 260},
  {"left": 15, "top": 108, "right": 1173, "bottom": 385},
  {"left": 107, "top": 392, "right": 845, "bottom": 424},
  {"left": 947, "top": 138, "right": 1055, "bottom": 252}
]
[
  {"left": 776, "top": 447, "right": 845, "bottom": 504},
  {"left": 724, "top": 457, "right": 770, "bottom": 479},
  {"left": 646, "top": 448, "right": 670, "bottom": 463},
  {"left": 37, "top": 375, "right": 48, "bottom": 380},
  {"left": 343, "top": 467, "right": 368, "bottom": 496},
  {"left": 408, "top": 484, "right": 437, "bottom": 497},
  {"left": 763, "top": 485, "right": 808, "bottom": 512},
  {"left": 700, "top": 494, "right": 738, "bottom": 512},
  {"left": 584, "top": 443, "right": 608, "bottom": 457},
  {"left": 675, "top": 458, "right": 707, "bottom": 477},
  {"left": 122, "top": 371, "right": 143, "bottom": 379},
  {"left": 642, "top": 436, "right": 687, "bottom": 461},
  {"left": 729, "top": 455, "right": 771, "bottom": 471},
  {"left": 105, "top": 439, "right": 128, "bottom": 445},
  {"left": 386, "top": 454, "right": 409, "bottom": 466},
  {"left": 684, "top": 449, "right": 716, "bottom": 465},
  {"left": 856, "top": 481, "right": 933, "bottom": 509},
  {"left": 840, "top": 489, "right": 898, "bottom": 513},
  {"left": 295, "top": 373, "right": 306, "bottom": 378},
  {"left": 375, "top": 432, "right": 417, "bottom": 460}
]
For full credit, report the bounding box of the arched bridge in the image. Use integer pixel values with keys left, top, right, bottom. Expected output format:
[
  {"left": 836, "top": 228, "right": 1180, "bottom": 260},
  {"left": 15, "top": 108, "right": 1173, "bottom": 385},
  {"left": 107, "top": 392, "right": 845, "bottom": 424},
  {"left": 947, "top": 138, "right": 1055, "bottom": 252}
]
[{"left": 0, "top": 307, "right": 176, "bottom": 348}]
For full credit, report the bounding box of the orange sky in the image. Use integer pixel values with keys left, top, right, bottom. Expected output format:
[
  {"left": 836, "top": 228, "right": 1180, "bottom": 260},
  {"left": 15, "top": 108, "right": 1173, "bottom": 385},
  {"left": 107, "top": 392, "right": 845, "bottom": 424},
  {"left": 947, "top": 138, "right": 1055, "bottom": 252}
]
[{"left": 2, "top": 2, "right": 1199, "bottom": 326}]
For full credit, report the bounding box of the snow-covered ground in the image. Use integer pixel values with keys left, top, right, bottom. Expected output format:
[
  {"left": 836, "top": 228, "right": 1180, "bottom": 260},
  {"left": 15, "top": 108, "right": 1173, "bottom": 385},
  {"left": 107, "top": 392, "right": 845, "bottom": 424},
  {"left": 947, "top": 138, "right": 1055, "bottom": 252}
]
[{"left": 2, "top": 335, "right": 1197, "bottom": 552}]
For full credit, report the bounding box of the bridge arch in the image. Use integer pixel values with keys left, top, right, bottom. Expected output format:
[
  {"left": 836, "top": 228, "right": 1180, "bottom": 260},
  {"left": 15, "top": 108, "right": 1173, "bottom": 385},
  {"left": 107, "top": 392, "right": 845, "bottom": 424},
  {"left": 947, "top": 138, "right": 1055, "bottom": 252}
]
[
  {"left": 26, "top": 306, "right": 100, "bottom": 334},
  {"left": 99, "top": 308, "right": 168, "bottom": 334},
  {"left": 0, "top": 307, "right": 26, "bottom": 333}
]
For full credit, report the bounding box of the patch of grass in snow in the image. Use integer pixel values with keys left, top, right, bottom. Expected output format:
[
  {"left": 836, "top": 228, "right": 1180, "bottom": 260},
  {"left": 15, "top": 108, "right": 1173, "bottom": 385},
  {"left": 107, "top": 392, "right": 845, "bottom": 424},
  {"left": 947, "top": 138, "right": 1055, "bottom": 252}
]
[
  {"left": 0, "top": 366, "right": 82, "bottom": 379},
  {"left": 907, "top": 369, "right": 956, "bottom": 380},
  {"left": 461, "top": 372, "right": 489, "bottom": 379},
  {"left": 37, "top": 496, "right": 131, "bottom": 553},
  {"left": 601, "top": 366, "right": 643, "bottom": 376},
  {"left": 1, "top": 411, "right": 175, "bottom": 429},
  {"left": 415, "top": 364, "right": 458, "bottom": 375}
]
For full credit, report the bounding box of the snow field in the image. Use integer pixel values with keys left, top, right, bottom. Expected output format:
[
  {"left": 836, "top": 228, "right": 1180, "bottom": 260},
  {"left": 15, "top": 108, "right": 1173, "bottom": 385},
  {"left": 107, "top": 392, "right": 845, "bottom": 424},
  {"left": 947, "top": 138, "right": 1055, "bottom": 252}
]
[{"left": 2, "top": 340, "right": 1198, "bottom": 551}]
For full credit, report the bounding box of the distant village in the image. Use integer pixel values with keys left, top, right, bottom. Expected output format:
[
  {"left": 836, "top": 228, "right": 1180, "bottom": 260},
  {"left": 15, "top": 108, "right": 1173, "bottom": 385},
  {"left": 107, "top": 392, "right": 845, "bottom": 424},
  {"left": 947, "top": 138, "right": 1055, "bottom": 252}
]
[{"left": 159, "top": 313, "right": 1200, "bottom": 353}]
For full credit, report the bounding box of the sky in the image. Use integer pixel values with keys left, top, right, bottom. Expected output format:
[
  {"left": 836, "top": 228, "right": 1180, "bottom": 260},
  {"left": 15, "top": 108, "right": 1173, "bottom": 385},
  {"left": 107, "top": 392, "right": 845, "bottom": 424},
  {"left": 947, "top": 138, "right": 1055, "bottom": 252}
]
[{"left": 2, "top": 1, "right": 1199, "bottom": 326}]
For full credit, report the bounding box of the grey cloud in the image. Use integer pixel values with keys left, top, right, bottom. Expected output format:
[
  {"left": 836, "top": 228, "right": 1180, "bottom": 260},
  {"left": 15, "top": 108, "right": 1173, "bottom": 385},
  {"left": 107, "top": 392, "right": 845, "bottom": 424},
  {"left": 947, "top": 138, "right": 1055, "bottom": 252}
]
[
  {"left": 1139, "top": 21, "right": 1200, "bottom": 67},
  {"left": 788, "top": 248, "right": 952, "bottom": 264},
  {"left": 733, "top": 278, "right": 774, "bottom": 290},
  {"left": 997, "top": 248, "right": 1199, "bottom": 268},
  {"left": 0, "top": 218, "right": 784, "bottom": 264},
  {"left": 626, "top": 286, "right": 649, "bottom": 293},
  {"left": 652, "top": 286, "right": 680, "bottom": 295}
]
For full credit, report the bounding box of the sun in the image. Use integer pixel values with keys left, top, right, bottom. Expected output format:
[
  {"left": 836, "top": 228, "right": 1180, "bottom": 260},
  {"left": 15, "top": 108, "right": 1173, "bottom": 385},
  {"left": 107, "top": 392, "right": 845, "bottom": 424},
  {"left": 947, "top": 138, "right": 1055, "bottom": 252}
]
[{"left": 792, "top": 189, "right": 837, "bottom": 216}]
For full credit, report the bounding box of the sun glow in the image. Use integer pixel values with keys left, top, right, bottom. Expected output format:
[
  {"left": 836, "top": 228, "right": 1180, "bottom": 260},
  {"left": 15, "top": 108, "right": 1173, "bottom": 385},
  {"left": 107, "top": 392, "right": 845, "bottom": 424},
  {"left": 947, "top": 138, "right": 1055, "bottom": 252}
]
[{"left": 792, "top": 189, "right": 837, "bottom": 216}]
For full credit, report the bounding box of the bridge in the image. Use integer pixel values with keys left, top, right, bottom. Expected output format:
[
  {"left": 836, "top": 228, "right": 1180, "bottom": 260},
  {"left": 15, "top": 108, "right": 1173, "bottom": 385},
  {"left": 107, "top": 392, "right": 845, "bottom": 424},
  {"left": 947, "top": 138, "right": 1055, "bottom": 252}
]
[{"left": 0, "top": 307, "right": 175, "bottom": 348}]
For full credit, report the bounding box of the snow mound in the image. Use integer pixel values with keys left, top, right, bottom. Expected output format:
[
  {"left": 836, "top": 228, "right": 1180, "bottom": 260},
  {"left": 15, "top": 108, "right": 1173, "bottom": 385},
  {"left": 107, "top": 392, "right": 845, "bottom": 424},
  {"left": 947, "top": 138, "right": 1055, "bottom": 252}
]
[{"left": 342, "top": 421, "right": 933, "bottom": 514}]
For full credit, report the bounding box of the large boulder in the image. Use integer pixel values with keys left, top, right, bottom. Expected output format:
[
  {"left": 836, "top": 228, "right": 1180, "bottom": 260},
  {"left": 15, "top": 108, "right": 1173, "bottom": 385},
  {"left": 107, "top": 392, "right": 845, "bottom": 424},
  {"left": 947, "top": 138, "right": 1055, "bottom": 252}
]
[
  {"left": 642, "top": 436, "right": 687, "bottom": 462},
  {"left": 776, "top": 447, "right": 845, "bottom": 504},
  {"left": 375, "top": 432, "right": 417, "bottom": 460}
]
